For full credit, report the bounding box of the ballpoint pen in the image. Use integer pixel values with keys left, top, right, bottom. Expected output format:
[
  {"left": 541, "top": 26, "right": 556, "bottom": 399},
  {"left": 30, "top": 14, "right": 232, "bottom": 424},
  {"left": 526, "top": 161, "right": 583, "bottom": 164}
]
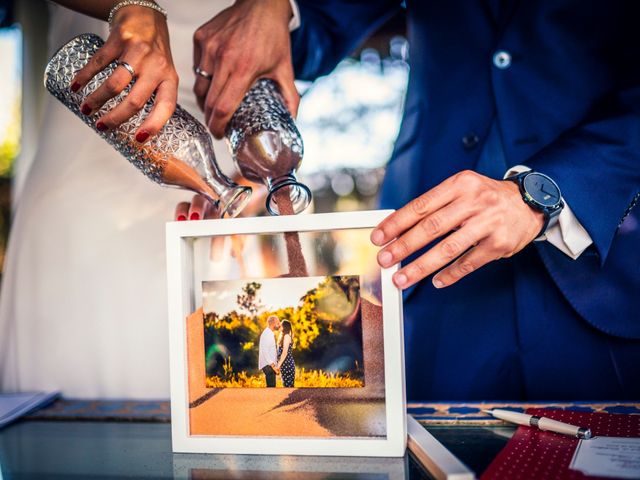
[{"left": 483, "top": 409, "right": 592, "bottom": 440}]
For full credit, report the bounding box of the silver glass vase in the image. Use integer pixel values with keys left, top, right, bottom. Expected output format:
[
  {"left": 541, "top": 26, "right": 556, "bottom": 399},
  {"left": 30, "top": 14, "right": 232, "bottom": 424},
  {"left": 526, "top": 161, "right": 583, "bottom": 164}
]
[
  {"left": 44, "top": 33, "right": 251, "bottom": 218},
  {"left": 226, "top": 79, "right": 311, "bottom": 215}
]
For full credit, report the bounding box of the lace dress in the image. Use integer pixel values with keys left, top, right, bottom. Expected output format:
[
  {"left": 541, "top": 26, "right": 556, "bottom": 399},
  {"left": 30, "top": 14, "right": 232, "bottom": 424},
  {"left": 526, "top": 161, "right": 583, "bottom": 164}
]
[{"left": 277, "top": 335, "right": 295, "bottom": 387}]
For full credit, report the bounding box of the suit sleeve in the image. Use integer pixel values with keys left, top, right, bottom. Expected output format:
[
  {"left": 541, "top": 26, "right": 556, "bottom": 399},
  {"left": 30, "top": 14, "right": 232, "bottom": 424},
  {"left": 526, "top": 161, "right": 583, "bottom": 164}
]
[
  {"left": 525, "top": 87, "right": 640, "bottom": 265},
  {"left": 290, "top": 0, "right": 403, "bottom": 81}
]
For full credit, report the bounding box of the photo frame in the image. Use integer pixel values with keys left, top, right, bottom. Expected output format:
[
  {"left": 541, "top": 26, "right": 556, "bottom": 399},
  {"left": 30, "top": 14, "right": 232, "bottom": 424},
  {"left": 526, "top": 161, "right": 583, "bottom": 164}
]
[{"left": 166, "top": 210, "right": 406, "bottom": 456}]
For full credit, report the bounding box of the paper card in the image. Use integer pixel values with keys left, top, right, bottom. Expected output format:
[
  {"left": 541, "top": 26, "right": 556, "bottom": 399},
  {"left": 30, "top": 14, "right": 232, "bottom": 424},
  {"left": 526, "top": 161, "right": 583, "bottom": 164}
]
[{"left": 569, "top": 436, "right": 640, "bottom": 479}]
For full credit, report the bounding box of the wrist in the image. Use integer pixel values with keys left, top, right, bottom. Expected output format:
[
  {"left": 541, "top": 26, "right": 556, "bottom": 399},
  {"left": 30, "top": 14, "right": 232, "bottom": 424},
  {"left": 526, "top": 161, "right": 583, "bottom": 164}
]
[
  {"left": 504, "top": 170, "right": 564, "bottom": 239},
  {"left": 504, "top": 180, "right": 545, "bottom": 236},
  {"left": 108, "top": 0, "right": 167, "bottom": 27}
]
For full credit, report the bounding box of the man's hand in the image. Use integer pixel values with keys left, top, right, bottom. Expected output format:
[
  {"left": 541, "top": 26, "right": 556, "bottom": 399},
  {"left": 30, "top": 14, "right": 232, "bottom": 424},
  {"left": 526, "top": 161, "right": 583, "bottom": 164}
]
[
  {"left": 192, "top": 0, "right": 299, "bottom": 138},
  {"left": 371, "top": 170, "right": 544, "bottom": 289}
]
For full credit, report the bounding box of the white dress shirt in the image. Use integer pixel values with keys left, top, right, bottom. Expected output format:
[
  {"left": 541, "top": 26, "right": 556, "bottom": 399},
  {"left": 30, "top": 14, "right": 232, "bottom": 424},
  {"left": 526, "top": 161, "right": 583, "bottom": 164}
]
[
  {"left": 258, "top": 327, "right": 278, "bottom": 370},
  {"left": 288, "top": 0, "right": 301, "bottom": 30}
]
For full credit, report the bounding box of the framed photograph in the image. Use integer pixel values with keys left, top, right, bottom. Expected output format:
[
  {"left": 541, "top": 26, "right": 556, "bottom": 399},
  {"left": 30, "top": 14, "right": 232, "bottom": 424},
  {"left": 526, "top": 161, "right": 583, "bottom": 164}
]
[{"left": 166, "top": 210, "right": 406, "bottom": 456}]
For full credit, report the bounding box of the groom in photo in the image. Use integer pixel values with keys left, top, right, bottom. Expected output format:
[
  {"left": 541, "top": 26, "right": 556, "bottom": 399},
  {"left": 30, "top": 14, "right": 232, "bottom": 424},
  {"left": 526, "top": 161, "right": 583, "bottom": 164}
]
[{"left": 258, "top": 315, "right": 281, "bottom": 387}]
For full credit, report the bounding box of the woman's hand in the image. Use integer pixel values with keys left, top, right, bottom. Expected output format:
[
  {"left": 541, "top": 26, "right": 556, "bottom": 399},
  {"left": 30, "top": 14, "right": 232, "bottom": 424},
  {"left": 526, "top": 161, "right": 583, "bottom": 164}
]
[
  {"left": 192, "top": 0, "right": 299, "bottom": 138},
  {"left": 174, "top": 195, "right": 218, "bottom": 221},
  {"left": 71, "top": 5, "right": 178, "bottom": 143},
  {"left": 174, "top": 183, "right": 267, "bottom": 221},
  {"left": 371, "top": 170, "right": 544, "bottom": 289}
]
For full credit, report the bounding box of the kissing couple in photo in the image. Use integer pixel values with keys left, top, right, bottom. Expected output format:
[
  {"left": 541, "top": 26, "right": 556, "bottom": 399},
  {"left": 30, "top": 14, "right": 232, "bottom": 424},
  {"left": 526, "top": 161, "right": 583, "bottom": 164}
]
[{"left": 258, "top": 315, "right": 296, "bottom": 388}]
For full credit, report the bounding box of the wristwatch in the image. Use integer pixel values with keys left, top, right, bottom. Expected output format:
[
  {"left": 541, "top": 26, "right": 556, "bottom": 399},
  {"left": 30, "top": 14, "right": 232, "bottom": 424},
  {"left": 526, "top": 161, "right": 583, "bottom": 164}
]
[{"left": 506, "top": 170, "right": 564, "bottom": 238}]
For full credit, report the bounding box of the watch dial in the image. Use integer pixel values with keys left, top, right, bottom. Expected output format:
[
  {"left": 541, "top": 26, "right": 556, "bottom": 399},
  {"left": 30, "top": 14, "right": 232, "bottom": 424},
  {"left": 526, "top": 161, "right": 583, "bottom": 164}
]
[{"left": 523, "top": 173, "right": 561, "bottom": 207}]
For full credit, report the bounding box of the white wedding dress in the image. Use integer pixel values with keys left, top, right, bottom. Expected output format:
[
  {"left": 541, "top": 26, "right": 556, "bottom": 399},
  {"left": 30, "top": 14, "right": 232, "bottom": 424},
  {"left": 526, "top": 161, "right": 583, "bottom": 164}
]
[{"left": 0, "top": 1, "right": 235, "bottom": 398}]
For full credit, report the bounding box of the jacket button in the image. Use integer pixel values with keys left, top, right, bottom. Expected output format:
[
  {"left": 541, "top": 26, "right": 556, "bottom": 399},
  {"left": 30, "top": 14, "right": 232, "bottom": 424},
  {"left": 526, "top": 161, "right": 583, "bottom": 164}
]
[
  {"left": 462, "top": 133, "right": 480, "bottom": 149},
  {"left": 493, "top": 50, "right": 512, "bottom": 69}
]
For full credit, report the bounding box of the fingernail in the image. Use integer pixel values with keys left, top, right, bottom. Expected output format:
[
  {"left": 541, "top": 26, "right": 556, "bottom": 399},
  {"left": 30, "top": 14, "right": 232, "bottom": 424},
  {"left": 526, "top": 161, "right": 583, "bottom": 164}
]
[
  {"left": 135, "top": 130, "right": 150, "bottom": 143},
  {"left": 378, "top": 251, "right": 393, "bottom": 267},
  {"left": 96, "top": 121, "right": 108, "bottom": 132},
  {"left": 371, "top": 229, "right": 384, "bottom": 245},
  {"left": 190, "top": 212, "right": 200, "bottom": 221},
  {"left": 81, "top": 104, "right": 92, "bottom": 115},
  {"left": 394, "top": 273, "right": 408, "bottom": 288},
  {"left": 433, "top": 278, "right": 444, "bottom": 289},
  {"left": 71, "top": 81, "right": 81, "bottom": 92},
  {"left": 177, "top": 215, "right": 187, "bottom": 221}
]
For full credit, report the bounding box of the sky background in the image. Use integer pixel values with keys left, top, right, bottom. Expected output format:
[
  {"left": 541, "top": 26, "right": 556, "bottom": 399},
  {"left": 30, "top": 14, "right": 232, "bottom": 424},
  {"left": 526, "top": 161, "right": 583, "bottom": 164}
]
[
  {"left": 203, "top": 276, "right": 325, "bottom": 316},
  {"left": 297, "top": 53, "right": 408, "bottom": 175}
]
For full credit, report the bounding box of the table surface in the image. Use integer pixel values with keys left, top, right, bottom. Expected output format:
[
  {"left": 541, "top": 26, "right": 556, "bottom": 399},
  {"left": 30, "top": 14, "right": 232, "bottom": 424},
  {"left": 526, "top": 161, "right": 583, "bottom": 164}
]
[
  {"left": 0, "top": 420, "right": 513, "bottom": 479},
  {"left": 2, "top": 400, "right": 637, "bottom": 479}
]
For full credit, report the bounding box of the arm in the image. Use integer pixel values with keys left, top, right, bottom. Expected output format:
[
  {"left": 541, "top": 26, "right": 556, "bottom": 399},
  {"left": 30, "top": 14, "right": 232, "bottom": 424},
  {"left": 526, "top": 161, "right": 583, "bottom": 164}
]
[
  {"left": 51, "top": 0, "right": 178, "bottom": 142},
  {"left": 504, "top": 165, "right": 593, "bottom": 260},
  {"left": 522, "top": 102, "right": 640, "bottom": 264},
  {"left": 50, "top": 0, "right": 118, "bottom": 20},
  {"left": 372, "top": 89, "right": 640, "bottom": 288},
  {"left": 277, "top": 336, "right": 291, "bottom": 370},
  {"left": 192, "top": 0, "right": 298, "bottom": 138},
  {"left": 268, "top": 336, "right": 280, "bottom": 373},
  {"left": 291, "top": 0, "right": 402, "bottom": 81},
  {"left": 191, "top": 0, "right": 401, "bottom": 138}
]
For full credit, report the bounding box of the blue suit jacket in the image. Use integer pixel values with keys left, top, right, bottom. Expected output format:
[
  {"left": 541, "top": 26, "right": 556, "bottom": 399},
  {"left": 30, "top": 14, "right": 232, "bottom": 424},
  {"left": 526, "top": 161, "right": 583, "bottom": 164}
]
[{"left": 291, "top": 0, "right": 640, "bottom": 342}]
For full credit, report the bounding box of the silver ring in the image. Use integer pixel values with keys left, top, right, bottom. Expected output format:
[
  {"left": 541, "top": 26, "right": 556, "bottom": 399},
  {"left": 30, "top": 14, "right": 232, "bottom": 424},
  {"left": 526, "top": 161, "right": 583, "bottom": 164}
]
[
  {"left": 194, "top": 66, "right": 213, "bottom": 80},
  {"left": 116, "top": 60, "right": 136, "bottom": 78}
]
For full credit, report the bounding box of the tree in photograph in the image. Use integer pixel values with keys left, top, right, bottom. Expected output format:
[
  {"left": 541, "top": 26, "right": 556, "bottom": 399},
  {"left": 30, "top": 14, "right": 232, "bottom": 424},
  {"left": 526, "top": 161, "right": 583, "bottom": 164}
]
[{"left": 236, "top": 281, "right": 263, "bottom": 318}]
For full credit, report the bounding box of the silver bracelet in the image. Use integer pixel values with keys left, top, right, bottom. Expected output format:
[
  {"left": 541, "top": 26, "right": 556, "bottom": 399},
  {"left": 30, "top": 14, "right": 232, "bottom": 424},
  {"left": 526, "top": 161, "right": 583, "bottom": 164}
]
[{"left": 107, "top": 0, "right": 167, "bottom": 27}]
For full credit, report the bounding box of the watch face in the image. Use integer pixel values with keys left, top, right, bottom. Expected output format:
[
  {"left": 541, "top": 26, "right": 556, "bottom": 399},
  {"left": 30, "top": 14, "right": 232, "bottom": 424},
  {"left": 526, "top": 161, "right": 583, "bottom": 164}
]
[{"left": 523, "top": 173, "right": 561, "bottom": 208}]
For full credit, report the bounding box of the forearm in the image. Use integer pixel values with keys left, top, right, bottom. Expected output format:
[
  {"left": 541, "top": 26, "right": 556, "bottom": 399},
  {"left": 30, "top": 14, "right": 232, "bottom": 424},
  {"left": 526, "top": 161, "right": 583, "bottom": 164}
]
[
  {"left": 49, "top": 0, "right": 122, "bottom": 20},
  {"left": 525, "top": 110, "right": 640, "bottom": 263},
  {"left": 291, "top": 0, "right": 401, "bottom": 80}
]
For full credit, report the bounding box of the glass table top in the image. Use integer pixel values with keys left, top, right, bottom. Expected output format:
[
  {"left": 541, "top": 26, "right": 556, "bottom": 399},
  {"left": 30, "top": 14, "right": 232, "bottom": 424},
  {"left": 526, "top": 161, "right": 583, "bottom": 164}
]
[{"left": 0, "top": 419, "right": 516, "bottom": 479}]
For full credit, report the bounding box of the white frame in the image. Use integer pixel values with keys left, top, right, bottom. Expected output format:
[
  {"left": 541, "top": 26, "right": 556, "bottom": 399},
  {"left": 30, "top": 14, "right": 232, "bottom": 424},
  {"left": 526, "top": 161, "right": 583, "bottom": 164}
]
[{"left": 166, "top": 210, "right": 406, "bottom": 456}]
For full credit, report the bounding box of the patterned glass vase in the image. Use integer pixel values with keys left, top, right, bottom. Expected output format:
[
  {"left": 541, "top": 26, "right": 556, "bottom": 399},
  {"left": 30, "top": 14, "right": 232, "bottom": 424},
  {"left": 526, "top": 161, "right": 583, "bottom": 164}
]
[
  {"left": 44, "top": 33, "right": 251, "bottom": 218},
  {"left": 226, "top": 79, "right": 311, "bottom": 215}
]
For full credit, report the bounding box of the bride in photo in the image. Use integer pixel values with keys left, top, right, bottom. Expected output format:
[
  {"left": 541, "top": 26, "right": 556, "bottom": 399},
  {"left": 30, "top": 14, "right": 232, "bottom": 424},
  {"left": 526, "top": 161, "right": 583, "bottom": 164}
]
[{"left": 276, "top": 320, "right": 295, "bottom": 388}]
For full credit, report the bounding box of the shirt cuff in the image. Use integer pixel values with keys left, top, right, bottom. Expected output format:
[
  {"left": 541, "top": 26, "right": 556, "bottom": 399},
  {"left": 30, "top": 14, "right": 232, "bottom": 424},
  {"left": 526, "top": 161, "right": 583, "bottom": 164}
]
[
  {"left": 504, "top": 165, "right": 593, "bottom": 260},
  {"left": 288, "top": 0, "right": 301, "bottom": 31}
]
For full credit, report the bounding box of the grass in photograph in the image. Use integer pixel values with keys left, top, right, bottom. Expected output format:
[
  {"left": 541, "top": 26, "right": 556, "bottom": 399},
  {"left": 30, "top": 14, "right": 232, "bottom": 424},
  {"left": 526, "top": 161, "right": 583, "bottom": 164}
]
[{"left": 205, "top": 367, "right": 365, "bottom": 388}]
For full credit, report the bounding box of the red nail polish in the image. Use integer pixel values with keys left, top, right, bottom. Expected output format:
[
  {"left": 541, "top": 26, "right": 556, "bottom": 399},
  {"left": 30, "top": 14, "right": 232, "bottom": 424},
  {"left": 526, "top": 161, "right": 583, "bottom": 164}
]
[
  {"left": 96, "top": 121, "right": 108, "bottom": 132},
  {"left": 71, "top": 81, "right": 81, "bottom": 92},
  {"left": 135, "top": 130, "right": 150, "bottom": 143},
  {"left": 190, "top": 212, "right": 200, "bottom": 221},
  {"left": 81, "top": 104, "right": 92, "bottom": 115},
  {"left": 177, "top": 215, "right": 187, "bottom": 221}
]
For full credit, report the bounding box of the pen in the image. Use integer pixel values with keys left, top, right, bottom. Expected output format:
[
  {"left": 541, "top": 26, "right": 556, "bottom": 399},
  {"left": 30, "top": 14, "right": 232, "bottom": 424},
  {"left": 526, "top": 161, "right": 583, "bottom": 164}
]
[{"left": 482, "top": 409, "right": 592, "bottom": 440}]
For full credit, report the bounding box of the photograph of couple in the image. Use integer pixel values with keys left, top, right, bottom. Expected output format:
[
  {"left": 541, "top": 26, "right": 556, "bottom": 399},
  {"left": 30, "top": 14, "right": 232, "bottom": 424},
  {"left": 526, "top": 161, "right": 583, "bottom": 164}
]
[
  {"left": 202, "top": 275, "right": 365, "bottom": 388},
  {"left": 258, "top": 316, "right": 296, "bottom": 388}
]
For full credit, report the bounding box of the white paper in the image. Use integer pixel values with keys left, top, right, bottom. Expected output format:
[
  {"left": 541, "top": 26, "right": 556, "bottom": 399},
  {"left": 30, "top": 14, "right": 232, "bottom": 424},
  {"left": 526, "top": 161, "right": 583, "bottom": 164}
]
[
  {"left": 570, "top": 436, "right": 640, "bottom": 479},
  {"left": 0, "top": 391, "right": 59, "bottom": 429}
]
